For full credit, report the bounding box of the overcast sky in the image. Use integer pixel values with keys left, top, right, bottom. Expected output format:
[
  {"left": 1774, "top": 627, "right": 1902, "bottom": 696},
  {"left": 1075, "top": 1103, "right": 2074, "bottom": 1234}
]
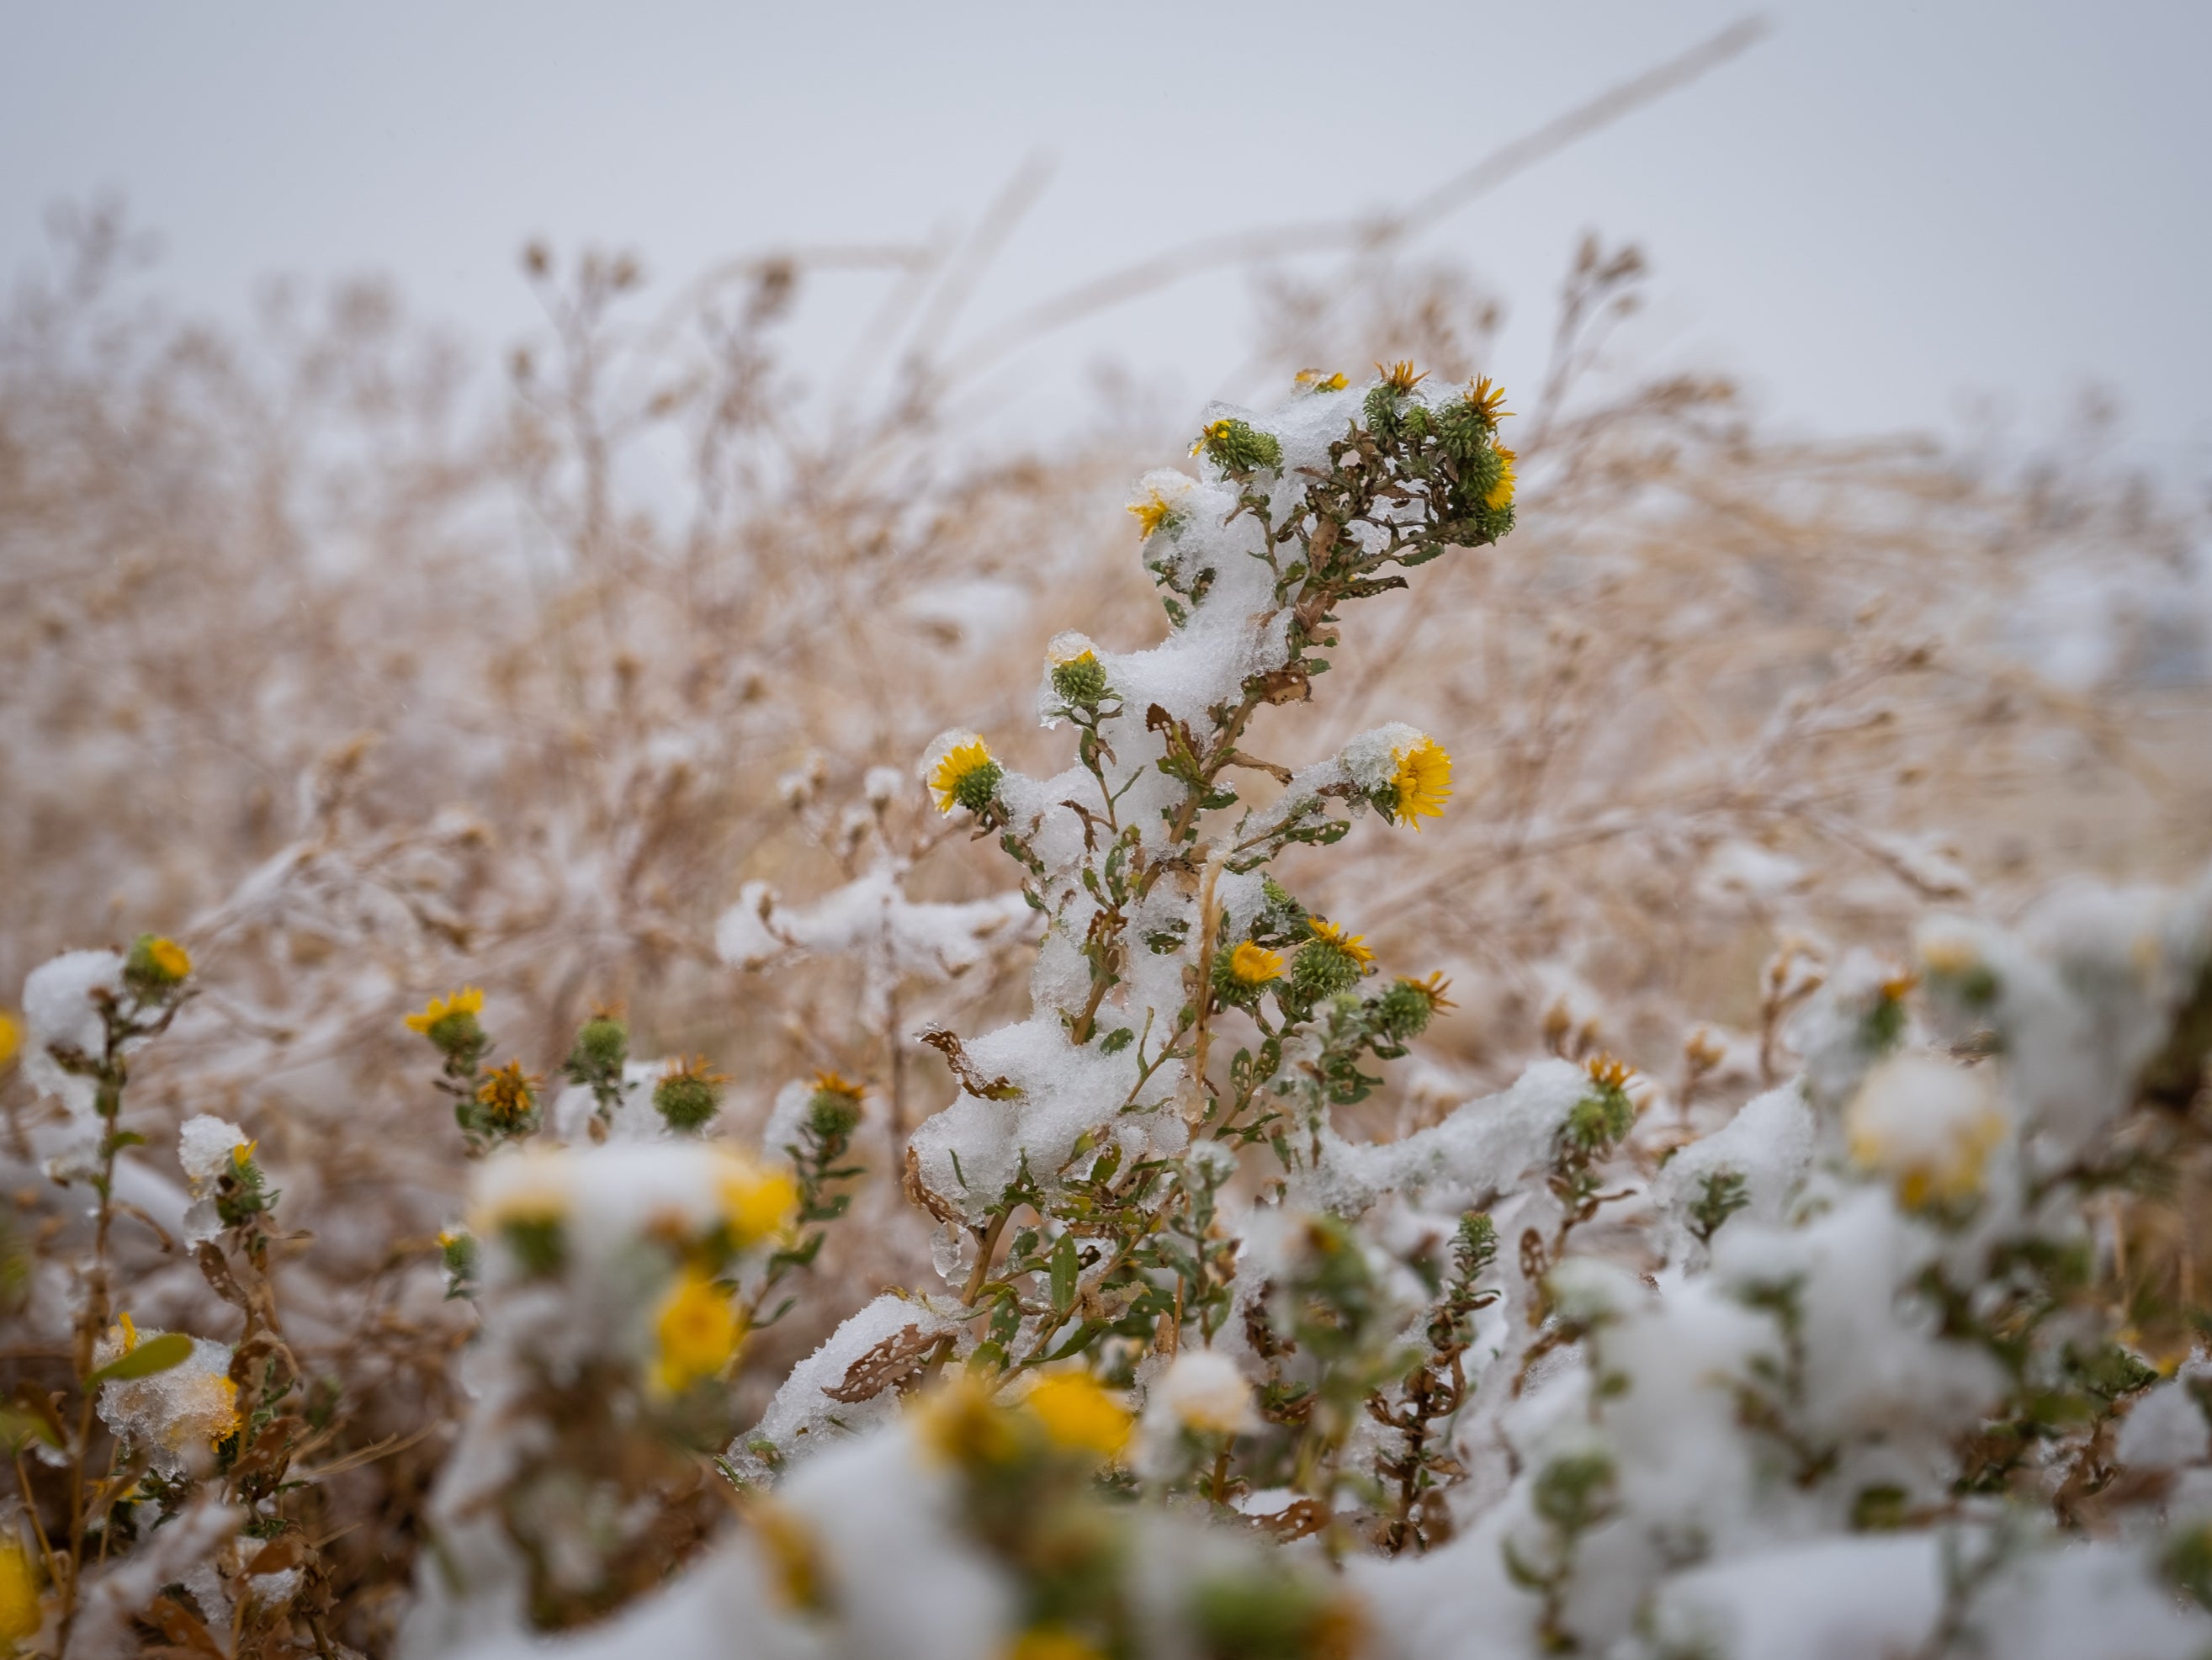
[{"left": 5, "top": 1, "right": 2208, "bottom": 476}]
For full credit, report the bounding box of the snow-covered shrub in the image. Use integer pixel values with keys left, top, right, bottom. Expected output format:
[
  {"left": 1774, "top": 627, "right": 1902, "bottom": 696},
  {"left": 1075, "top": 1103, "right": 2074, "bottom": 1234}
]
[{"left": 4, "top": 319, "right": 2209, "bottom": 1660}]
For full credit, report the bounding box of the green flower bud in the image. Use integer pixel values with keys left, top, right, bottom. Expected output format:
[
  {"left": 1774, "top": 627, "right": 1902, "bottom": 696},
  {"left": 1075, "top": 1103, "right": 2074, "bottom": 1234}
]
[{"left": 654, "top": 1060, "right": 724, "bottom": 1134}]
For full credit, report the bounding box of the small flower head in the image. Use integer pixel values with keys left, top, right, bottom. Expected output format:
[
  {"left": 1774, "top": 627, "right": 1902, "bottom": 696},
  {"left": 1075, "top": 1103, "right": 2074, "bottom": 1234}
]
[
  {"left": 715, "top": 1152, "right": 799, "bottom": 1251},
  {"left": 1127, "top": 488, "right": 1184, "bottom": 542},
  {"left": 1047, "top": 632, "right": 1111, "bottom": 710},
  {"left": 1846, "top": 1054, "right": 2008, "bottom": 1211},
  {"left": 1586, "top": 1053, "right": 1632, "bottom": 1093},
  {"left": 1189, "top": 416, "right": 1282, "bottom": 475},
  {"left": 1293, "top": 918, "right": 1375, "bottom": 1002},
  {"left": 926, "top": 732, "right": 1004, "bottom": 817},
  {"left": 0, "top": 1012, "right": 20, "bottom": 1072},
  {"left": 1021, "top": 1371, "right": 1132, "bottom": 1463},
  {"left": 806, "top": 1071, "right": 866, "bottom": 1140},
  {"left": 1375, "top": 973, "right": 1453, "bottom": 1042},
  {"left": 1295, "top": 368, "right": 1348, "bottom": 394},
  {"left": 1483, "top": 445, "right": 1517, "bottom": 512},
  {"left": 1387, "top": 734, "right": 1452, "bottom": 829},
  {"left": 653, "top": 1057, "right": 727, "bottom": 1135},
  {"left": 125, "top": 933, "right": 191, "bottom": 993},
  {"left": 1377, "top": 360, "right": 1427, "bottom": 395},
  {"left": 406, "top": 986, "right": 488, "bottom": 1063},
  {"left": 566, "top": 1007, "right": 629, "bottom": 1077},
  {"left": 1228, "top": 941, "right": 1285, "bottom": 986},
  {"left": 1307, "top": 918, "right": 1375, "bottom": 968},
  {"left": 474, "top": 1061, "right": 540, "bottom": 1132},
  {"left": 1464, "top": 375, "right": 1512, "bottom": 427},
  {"left": 650, "top": 1266, "right": 744, "bottom": 1397}
]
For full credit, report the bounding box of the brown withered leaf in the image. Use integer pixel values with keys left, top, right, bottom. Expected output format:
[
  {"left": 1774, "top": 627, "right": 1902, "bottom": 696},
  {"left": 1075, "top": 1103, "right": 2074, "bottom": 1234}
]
[
  {"left": 822, "top": 1324, "right": 936, "bottom": 1403},
  {"left": 917, "top": 1026, "right": 1021, "bottom": 1101}
]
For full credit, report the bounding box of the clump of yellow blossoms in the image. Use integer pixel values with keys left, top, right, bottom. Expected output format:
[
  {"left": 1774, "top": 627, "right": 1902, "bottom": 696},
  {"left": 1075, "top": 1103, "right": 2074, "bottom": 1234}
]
[
  {"left": 1389, "top": 735, "right": 1452, "bottom": 829},
  {"left": 928, "top": 734, "right": 1004, "bottom": 817},
  {"left": 650, "top": 1266, "right": 744, "bottom": 1397},
  {"left": 1295, "top": 368, "right": 1348, "bottom": 393}
]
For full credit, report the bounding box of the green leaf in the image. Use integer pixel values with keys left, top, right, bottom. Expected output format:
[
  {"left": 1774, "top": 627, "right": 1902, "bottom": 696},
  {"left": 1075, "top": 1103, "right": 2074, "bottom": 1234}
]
[
  {"left": 1048, "top": 1233, "right": 1079, "bottom": 1315},
  {"left": 87, "top": 1330, "right": 194, "bottom": 1387}
]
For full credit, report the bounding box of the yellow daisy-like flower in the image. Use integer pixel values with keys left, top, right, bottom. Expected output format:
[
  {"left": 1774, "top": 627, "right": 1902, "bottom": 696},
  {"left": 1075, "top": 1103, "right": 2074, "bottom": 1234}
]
[
  {"left": 1484, "top": 446, "right": 1517, "bottom": 512},
  {"left": 1389, "top": 735, "right": 1451, "bottom": 829},
  {"left": 146, "top": 937, "right": 191, "bottom": 980},
  {"left": 405, "top": 985, "right": 485, "bottom": 1034},
  {"left": 1377, "top": 359, "right": 1426, "bottom": 394},
  {"left": 0, "top": 1010, "right": 20, "bottom": 1071},
  {"left": 716, "top": 1153, "right": 799, "bottom": 1250},
  {"left": 1295, "top": 368, "right": 1348, "bottom": 393},
  {"left": 928, "top": 737, "right": 1000, "bottom": 816},
  {"left": 1228, "top": 941, "right": 1284, "bottom": 985},
  {"left": 0, "top": 1538, "right": 40, "bottom": 1651},
  {"left": 650, "top": 1266, "right": 744, "bottom": 1397},
  {"left": 1021, "top": 1371, "right": 1131, "bottom": 1462},
  {"left": 1127, "top": 489, "right": 1179, "bottom": 541},
  {"left": 810, "top": 1069, "right": 866, "bottom": 1103},
  {"left": 231, "top": 1140, "right": 258, "bottom": 1170},
  {"left": 474, "top": 1061, "right": 538, "bottom": 1127},
  {"left": 1308, "top": 918, "right": 1375, "bottom": 968},
  {"left": 1188, "top": 417, "right": 1235, "bottom": 457},
  {"left": 1465, "top": 375, "right": 1512, "bottom": 423}
]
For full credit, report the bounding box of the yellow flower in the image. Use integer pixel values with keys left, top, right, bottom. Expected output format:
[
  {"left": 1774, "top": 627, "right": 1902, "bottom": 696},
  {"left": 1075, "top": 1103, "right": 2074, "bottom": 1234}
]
[
  {"left": 146, "top": 937, "right": 190, "bottom": 980},
  {"left": 1484, "top": 446, "right": 1517, "bottom": 512},
  {"left": 1389, "top": 735, "right": 1451, "bottom": 829},
  {"left": 1308, "top": 918, "right": 1375, "bottom": 968},
  {"left": 650, "top": 1267, "right": 744, "bottom": 1396},
  {"left": 1377, "top": 360, "right": 1427, "bottom": 394},
  {"left": 1845, "top": 1055, "right": 2008, "bottom": 1211},
  {"left": 112, "top": 1311, "right": 140, "bottom": 1354},
  {"left": 405, "top": 985, "right": 484, "bottom": 1034},
  {"left": 1005, "top": 1630, "right": 1107, "bottom": 1660},
  {"left": 0, "top": 1011, "right": 19, "bottom": 1071},
  {"left": 1295, "top": 369, "right": 1348, "bottom": 393},
  {"left": 928, "top": 736, "right": 1000, "bottom": 816},
  {"left": 1127, "top": 489, "right": 1178, "bottom": 540},
  {"left": 0, "top": 1539, "right": 40, "bottom": 1650},
  {"left": 1465, "top": 375, "right": 1512, "bottom": 423},
  {"left": 1228, "top": 941, "right": 1284, "bottom": 985},
  {"left": 810, "top": 1069, "right": 866, "bottom": 1103},
  {"left": 231, "top": 1140, "right": 257, "bottom": 1170},
  {"left": 716, "top": 1153, "right": 799, "bottom": 1249},
  {"left": 474, "top": 1061, "right": 538, "bottom": 1127},
  {"left": 914, "top": 1372, "right": 1019, "bottom": 1469},
  {"left": 1188, "top": 417, "right": 1235, "bottom": 457},
  {"left": 1021, "top": 1371, "right": 1131, "bottom": 1462},
  {"left": 192, "top": 1374, "right": 243, "bottom": 1449},
  {"left": 1586, "top": 1053, "right": 1631, "bottom": 1091}
]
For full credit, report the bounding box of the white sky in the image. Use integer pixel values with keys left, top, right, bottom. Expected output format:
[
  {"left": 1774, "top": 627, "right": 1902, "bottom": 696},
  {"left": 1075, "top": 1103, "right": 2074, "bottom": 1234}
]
[{"left": 5, "top": 0, "right": 2209, "bottom": 475}]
